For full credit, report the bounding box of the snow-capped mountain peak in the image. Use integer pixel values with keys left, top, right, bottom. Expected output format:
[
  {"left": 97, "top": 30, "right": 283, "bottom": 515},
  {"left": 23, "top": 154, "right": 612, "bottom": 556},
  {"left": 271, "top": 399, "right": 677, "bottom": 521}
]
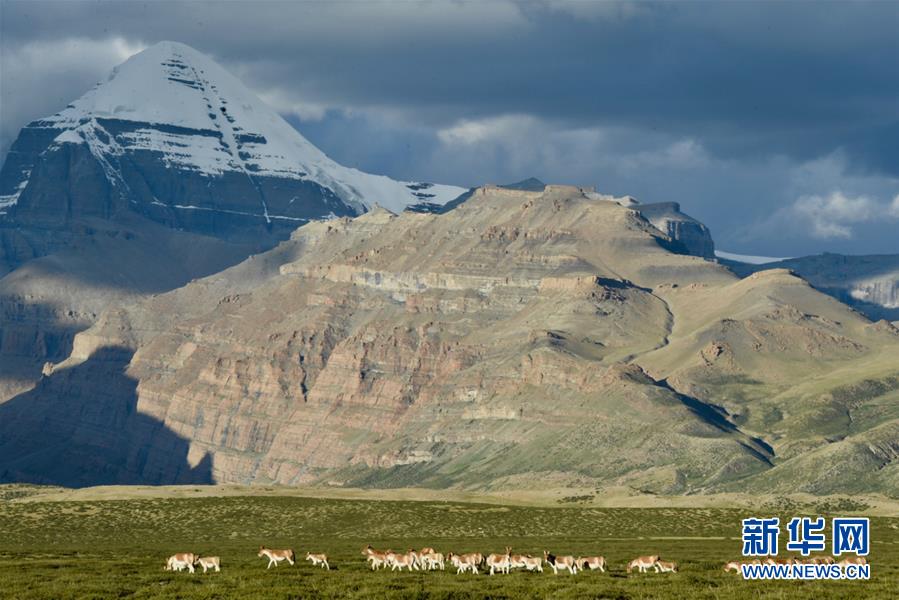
[{"left": 0, "top": 41, "right": 464, "bottom": 234}]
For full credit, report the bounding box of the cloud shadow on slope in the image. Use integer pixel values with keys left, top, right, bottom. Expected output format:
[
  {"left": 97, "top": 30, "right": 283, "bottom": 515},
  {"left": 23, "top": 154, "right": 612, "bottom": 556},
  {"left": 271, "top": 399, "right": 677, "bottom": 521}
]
[
  {"left": 0, "top": 345, "right": 212, "bottom": 487},
  {"left": 0, "top": 299, "right": 87, "bottom": 403}
]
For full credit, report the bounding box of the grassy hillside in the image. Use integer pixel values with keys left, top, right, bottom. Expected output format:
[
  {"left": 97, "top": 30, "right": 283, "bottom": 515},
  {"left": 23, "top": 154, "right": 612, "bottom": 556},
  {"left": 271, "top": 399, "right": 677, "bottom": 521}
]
[{"left": 0, "top": 487, "right": 895, "bottom": 599}]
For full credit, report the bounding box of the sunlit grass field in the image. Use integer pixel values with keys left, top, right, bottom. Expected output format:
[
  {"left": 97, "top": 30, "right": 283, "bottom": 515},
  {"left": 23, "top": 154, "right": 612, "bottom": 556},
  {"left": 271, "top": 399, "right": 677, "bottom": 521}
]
[{"left": 1, "top": 488, "right": 896, "bottom": 599}]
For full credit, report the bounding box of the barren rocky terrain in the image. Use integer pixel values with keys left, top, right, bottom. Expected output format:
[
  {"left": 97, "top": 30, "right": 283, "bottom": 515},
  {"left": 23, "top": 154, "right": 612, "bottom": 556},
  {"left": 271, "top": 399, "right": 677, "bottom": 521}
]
[{"left": 3, "top": 184, "right": 896, "bottom": 495}]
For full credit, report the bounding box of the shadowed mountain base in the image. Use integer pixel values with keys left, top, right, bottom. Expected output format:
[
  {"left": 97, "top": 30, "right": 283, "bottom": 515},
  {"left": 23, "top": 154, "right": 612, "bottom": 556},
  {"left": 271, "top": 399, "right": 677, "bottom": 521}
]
[{"left": 0, "top": 346, "right": 212, "bottom": 487}]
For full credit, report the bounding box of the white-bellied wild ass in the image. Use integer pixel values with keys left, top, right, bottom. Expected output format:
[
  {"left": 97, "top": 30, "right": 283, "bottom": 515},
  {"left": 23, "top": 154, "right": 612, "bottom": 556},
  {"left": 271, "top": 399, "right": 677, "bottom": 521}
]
[
  {"left": 164, "top": 553, "right": 197, "bottom": 573},
  {"left": 448, "top": 552, "right": 480, "bottom": 574},
  {"left": 626, "top": 555, "right": 659, "bottom": 573},
  {"left": 519, "top": 555, "right": 544, "bottom": 572},
  {"left": 509, "top": 553, "right": 526, "bottom": 569},
  {"left": 764, "top": 557, "right": 797, "bottom": 566},
  {"left": 544, "top": 551, "right": 577, "bottom": 575},
  {"left": 195, "top": 556, "right": 220, "bottom": 573},
  {"left": 485, "top": 547, "right": 512, "bottom": 575},
  {"left": 421, "top": 550, "right": 445, "bottom": 570},
  {"left": 655, "top": 559, "right": 678, "bottom": 573},
  {"left": 258, "top": 546, "right": 295, "bottom": 568},
  {"left": 362, "top": 545, "right": 389, "bottom": 570},
  {"left": 724, "top": 559, "right": 762, "bottom": 572},
  {"left": 390, "top": 550, "right": 416, "bottom": 572},
  {"left": 306, "top": 552, "right": 330, "bottom": 570},
  {"left": 576, "top": 556, "right": 606, "bottom": 572},
  {"left": 837, "top": 556, "right": 867, "bottom": 567}
]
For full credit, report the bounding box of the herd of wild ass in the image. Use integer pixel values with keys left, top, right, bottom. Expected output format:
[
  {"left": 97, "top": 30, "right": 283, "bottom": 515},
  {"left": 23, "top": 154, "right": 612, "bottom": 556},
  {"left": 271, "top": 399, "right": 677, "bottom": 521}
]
[
  {"left": 361, "top": 546, "right": 615, "bottom": 575},
  {"left": 164, "top": 546, "right": 678, "bottom": 575},
  {"left": 165, "top": 546, "right": 866, "bottom": 576}
]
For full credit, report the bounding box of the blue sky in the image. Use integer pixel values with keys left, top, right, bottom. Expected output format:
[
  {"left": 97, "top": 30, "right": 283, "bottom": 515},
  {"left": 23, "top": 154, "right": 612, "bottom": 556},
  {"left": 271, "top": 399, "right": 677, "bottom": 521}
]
[{"left": 1, "top": 0, "right": 897, "bottom": 256}]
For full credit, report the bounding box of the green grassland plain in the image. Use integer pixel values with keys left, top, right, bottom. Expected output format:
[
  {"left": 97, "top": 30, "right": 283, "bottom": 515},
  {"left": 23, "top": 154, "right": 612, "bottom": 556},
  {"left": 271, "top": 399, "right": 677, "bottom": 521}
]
[{"left": 0, "top": 485, "right": 896, "bottom": 599}]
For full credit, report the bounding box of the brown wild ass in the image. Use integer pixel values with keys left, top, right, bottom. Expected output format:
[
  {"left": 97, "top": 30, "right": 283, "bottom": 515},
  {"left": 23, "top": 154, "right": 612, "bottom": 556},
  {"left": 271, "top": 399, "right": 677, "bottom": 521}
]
[
  {"left": 195, "top": 556, "right": 220, "bottom": 573},
  {"left": 576, "top": 556, "right": 606, "bottom": 572},
  {"left": 837, "top": 556, "right": 867, "bottom": 567},
  {"left": 306, "top": 552, "right": 330, "bottom": 570},
  {"left": 447, "top": 552, "right": 480, "bottom": 574},
  {"left": 258, "top": 546, "right": 295, "bottom": 568},
  {"left": 519, "top": 555, "right": 544, "bottom": 572},
  {"left": 421, "top": 550, "right": 445, "bottom": 570},
  {"left": 164, "top": 553, "right": 197, "bottom": 573},
  {"left": 764, "top": 557, "right": 798, "bottom": 566},
  {"left": 626, "top": 555, "right": 659, "bottom": 573},
  {"left": 654, "top": 559, "right": 678, "bottom": 573},
  {"left": 362, "top": 545, "right": 388, "bottom": 570},
  {"left": 724, "top": 559, "right": 762, "bottom": 572},
  {"left": 485, "top": 547, "right": 512, "bottom": 575},
  {"left": 544, "top": 550, "right": 577, "bottom": 575},
  {"left": 389, "top": 550, "right": 416, "bottom": 572},
  {"left": 509, "top": 553, "right": 541, "bottom": 571},
  {"left": 723, "top": 560, "right": 741, "bottom": 573}
]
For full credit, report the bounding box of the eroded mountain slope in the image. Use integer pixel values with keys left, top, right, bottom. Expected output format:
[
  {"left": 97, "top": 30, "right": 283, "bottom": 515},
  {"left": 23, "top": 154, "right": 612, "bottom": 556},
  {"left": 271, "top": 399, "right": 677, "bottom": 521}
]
[
  {"left": 4, "top": 185, "right": 897, "bottom": 494},
  {"left": 0, "top": 215, "right": 258, "bottom": 404}
]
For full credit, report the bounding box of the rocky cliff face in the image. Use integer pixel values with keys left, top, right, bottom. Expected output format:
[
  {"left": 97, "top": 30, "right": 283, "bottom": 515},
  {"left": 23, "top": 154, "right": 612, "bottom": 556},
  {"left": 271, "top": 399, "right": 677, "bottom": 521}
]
[
  {"left": 850, "top": 277, "right": 899, "bottom": 309},
  {"left": 7, "top": 185, "right": 897, "bottom": 495},
  {"left": 636, "top": 202, "right": 716, "bottom": 258},
  {"left": 4, "top": 121, "right": 351, "bottom": 242}
]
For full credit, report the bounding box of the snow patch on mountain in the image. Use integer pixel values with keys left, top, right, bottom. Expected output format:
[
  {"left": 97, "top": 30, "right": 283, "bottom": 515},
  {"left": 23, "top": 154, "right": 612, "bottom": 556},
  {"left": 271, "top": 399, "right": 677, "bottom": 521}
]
[
  {"left": 53, "top": 130, "right": 84, "bottom": 145},
  {"left": 715, "top": 250, "right": 792, "bottom": 264},
  {"left": 0, "top": 173, "right": 28, "bottom": 212},
  {"left": 585, "top": 191, "right": 639, "bottom": 207}
]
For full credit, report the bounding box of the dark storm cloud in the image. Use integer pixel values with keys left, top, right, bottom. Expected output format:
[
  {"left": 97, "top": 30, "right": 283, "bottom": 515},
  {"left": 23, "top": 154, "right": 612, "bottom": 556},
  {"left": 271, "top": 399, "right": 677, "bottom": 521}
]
[
  {"left": 1, "top": 0, "right": 897, "bottom": 255},
  {"left": 3, "top": 1, "right": 896, "bottom": 165}
]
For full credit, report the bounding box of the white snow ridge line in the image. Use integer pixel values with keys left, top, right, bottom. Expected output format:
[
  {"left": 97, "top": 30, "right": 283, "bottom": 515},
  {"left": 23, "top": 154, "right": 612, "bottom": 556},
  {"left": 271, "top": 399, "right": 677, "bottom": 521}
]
[{"left": 171, "top": 204, "right": 307, "bottom": 222}]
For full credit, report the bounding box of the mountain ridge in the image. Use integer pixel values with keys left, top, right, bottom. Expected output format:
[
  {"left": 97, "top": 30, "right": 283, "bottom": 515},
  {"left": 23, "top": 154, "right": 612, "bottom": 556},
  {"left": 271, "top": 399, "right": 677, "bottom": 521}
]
[
  {"left": 418, "top": 177, "right": 716, "bottom": 259},
  {"left": 4, "top": 184, "right": 895, "bottom": 495},
  {"left": 721, "top": 252, "right": 899, "bottom": 322}
]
